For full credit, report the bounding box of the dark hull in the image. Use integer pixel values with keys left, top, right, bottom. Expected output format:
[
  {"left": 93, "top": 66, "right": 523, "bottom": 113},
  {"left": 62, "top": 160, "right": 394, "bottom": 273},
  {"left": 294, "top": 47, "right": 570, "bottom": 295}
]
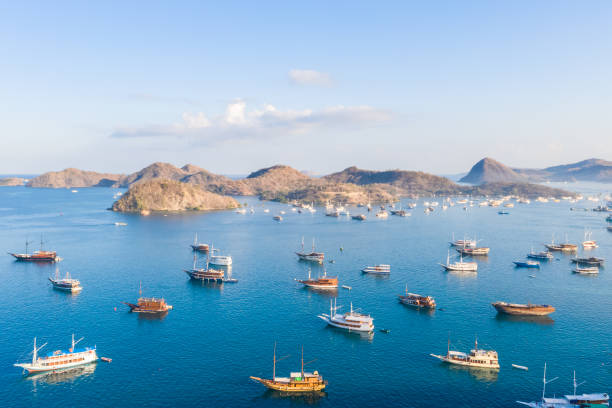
[{"left": 10, "top": 253, "right": 58, "bottom": 262}]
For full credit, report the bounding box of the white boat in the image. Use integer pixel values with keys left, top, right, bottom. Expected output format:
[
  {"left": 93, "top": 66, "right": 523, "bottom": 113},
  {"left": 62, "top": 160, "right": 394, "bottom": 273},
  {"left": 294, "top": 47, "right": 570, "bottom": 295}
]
[
  {"left": 430, "top": 337, "right": 499, "bottom": 369},
  {"left": 48, "top": 269, "right": 82, "bottom": 293},
  {"left": 440, "top": 251, "right": 478, "bottom": 272},
  {"left": 572, "top": 266, "right": 598, "bottom": 275},
  {"left": 14, "top": 335, "right": 98, "bottom": 374},
  {"left": 376, "top": 210, "right": 388, "bottom": 218},
  {"left": 512, "top": 364, "right": 529, "bottom": 371},
  {"left": 318, "top": 299, "right": 374, "bottom": 333},
  {"left": 209, "top": 246, "right": 232, "bottom": 266},
  {"left": 236, "top": 208, "right": 247, "bottom": 214},
  {"left": 517, "top": 364, "right": 609, "bottom": 407},
  {"left": 263, "top": 209, "right": 270, "bottom": 213},
  {"left": 449, "top": 234, "right": 477, "bottom": 248},
  {"left": 114, "top": 222, "right": 127, "bottom": 226},
  {"left": 361, "top": 264, "right": 391, "bottom": 275},
  {"left": 296, "top": 238, "right": 324, "bottom": 263},
  {"left": 582, "top": 232, "right": 598, "bottom": 249}
]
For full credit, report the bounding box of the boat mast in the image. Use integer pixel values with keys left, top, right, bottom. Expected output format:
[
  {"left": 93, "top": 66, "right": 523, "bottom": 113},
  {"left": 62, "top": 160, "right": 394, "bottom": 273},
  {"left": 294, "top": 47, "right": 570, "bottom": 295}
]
[
  {"left": 301, "top": 345, "right": 304, "bottom": 378},
  {"left": 312, "top": 238, "right": 315, "bottom": 253},
  {"left": 272, "top": 342, "right": 276, "bottom": 381},
  {"left": 194, "top": 233, "right": 197, "bottom": 245},
  {"left": 33, "top": 337, "right": 37, "bottom": 364},
  {"left": 573, "top": 370, "right": 586, "bottom": 396},
  {"left": 541, "top": 362, "right": 559, "bottom": 401}
]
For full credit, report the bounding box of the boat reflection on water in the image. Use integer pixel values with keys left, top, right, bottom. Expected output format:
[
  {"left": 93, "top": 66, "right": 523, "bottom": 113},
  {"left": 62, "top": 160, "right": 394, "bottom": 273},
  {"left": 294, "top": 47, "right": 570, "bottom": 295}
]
[
  {"left": 256, "top": 389, "right": 327, "bottom": 405},
  {"left": 323, "top": 325, "right": 374, "bottom": 342},
  {"left": 495, "top": 313, "right": 554, "bottom": 326},
  {"left": 446, "top": 364, "right": 499, "bottom": 383},
  {"left": 26, "top": 362, "right": 97, "bottom": 385},
  {"left": 138, "top": 310, "right": 169, "bottom": 321},
  {"left": 303, "top": 286, "right": 338, "bottom": 299}
]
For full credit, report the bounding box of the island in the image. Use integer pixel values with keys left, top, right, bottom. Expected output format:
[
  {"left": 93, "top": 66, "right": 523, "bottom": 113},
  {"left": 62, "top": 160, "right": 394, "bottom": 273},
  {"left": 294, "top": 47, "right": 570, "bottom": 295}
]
[
  {"left": 111, "top": 179, "right": 239, "bottom": 213},
  {"left": 0, "top": 177, "right": 26, "bottom": 186}
]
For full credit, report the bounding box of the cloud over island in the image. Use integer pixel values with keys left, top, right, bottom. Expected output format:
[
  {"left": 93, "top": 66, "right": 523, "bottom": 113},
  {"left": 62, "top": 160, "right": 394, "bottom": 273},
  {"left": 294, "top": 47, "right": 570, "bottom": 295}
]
[{"left": 110, "top": 100, "right": 391, "bottom": 144}]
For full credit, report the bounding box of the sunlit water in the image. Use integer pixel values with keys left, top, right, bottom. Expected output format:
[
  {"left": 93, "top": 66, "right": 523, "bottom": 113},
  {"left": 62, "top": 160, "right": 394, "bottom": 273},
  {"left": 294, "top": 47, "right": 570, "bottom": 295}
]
[{"left": 0, "top": 186, "right": 610, "bottom": 407}]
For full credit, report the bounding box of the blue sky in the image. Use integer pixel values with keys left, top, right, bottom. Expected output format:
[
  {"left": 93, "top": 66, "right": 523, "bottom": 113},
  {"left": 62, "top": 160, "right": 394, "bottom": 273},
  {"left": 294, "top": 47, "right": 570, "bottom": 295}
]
[{"left": 1, "top": 1, "right": 610, "bottom": 175}]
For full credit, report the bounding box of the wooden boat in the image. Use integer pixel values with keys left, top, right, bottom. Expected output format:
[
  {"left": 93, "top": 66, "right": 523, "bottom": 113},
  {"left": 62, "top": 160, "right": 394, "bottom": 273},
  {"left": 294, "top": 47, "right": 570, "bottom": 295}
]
[
  {"left": 527, "top": 250, "right": 553, "bottom": 261},
  {"left": 513, "top": 261, "right": 540, "bottom": 268},
  {"left": 571, "top": 257, "right": 604, "bottom": 266},
  {"left": 430, "top": 337, "right": 499, "bottom": 369},
  {"left": 184, "top": 255, "right": 234, "bottom": 283},
  {"left": 492, "top": 301, "right": 555, "bottom": 316},
  {"left": 100, "top": 357, "right": 112, "bottom": 363},
  {"left": 123, "top": 282, "right": 172, "bottom": 313},
  {"left": 9, "top": 238, "right": 60, "bottom": 263},
  {"left": 190, "top": 233, "right": 209, "bottom": 253},
  {"left": 398, "top": 285, "right": 436, "bottom": 309},
  {"left": 440, "top": 251, "right": 477, "bottom": 272},
  {"left": 572, "top": 266, "right": 599, "bottom": 275},
  {"left": 545, "top": 236, "right": 577, "bottom": 253},
  {"left": 250, "top": 344, "right": 326, "bottom": 392},
  {"left": 296, "top": 268, "right": 338, "bottom": 289},
  {"left": 296, "top": 238, "right": 324, "bottom": 264},
  {"left": 456, "top": 247, "right": 490, "bottom": 256},
  {"left": 361, "top": 264, "right": 391, "bottom": 274}
]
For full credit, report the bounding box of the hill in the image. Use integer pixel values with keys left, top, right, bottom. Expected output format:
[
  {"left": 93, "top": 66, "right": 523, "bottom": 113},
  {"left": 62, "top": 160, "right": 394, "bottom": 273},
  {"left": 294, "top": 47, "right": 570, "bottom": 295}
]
[
  {"left": 0, "top": 177, "right": 26, "bottom": 186},
  {"left": 459, "top": 158, "right": 526, "bottom": 184},
  {"left": 27, "top": 168, "right": 122, "bottom": 188},
  {"left": 514, "top": 158, "right": 612, "bottom": 182},
  {"left": 111, "top": 179, "right": 239, "bottom": 213},
  {"left": 114, "top": 162, "right": 202, "bottom": 187}
]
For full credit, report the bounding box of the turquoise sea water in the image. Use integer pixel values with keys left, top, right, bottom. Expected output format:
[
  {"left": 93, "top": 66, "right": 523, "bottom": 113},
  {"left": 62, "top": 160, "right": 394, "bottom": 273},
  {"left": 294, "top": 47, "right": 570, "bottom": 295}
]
[{"left": 0, "top": 187, "right": 610, "bottom": 407}]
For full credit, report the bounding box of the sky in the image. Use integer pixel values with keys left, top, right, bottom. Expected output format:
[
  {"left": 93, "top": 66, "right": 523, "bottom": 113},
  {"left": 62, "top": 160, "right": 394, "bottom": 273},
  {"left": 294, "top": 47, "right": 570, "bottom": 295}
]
[{"left": 1, "top": 1, "right": 611, "bottom": 175}]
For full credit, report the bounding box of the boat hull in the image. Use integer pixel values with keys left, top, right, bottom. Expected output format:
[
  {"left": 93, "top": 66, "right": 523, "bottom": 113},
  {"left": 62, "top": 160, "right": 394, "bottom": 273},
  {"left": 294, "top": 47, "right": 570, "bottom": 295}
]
[
  {"left": 249, "top": 377, "right": 326, "bottom": 392},
  {"left": 430, "top": 354, "right": 500, "bottom": 369},
  {"left": 318, "top": 315, "right": 373, "bottom": 333},
  {"left": 492, "top": 302, "right": 555, "bottom": 316}
]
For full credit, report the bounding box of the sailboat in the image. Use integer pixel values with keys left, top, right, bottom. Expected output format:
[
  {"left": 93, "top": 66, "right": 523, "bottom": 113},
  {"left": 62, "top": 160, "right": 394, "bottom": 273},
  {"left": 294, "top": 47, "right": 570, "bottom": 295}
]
[
  {"left": 295, "top": 237, "right": 324, "bottom": 264},
  {"left": 517, "top": 363, "right": 609, "bottom": 407},
  {"left": 440, "top": 250, "right": 477, "bottom": 272},
  {"left": 48, "top": 268, "right": 82, "bottom": 293},
  {"left": 430, "top": 336, "right": 499, "bottom": 369},
  {"left": 581, "top": 231, "right": 598, "bottom": 249},
  {"left": 296, "top": 267, "right": 338, "bottom": 289},
  {"left": 190, "top": 233, "right": 209, "bottom": 253},
  {"left": 250, "top": 343, "right": 327, "bottom": 392}
]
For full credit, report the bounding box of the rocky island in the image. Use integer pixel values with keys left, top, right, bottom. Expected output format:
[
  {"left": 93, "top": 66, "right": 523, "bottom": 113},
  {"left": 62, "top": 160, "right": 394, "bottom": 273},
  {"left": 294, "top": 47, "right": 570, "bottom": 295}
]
[
  {"left": 0, "top": 177, "right": 26, "bottom": 186},
  {"left": 111, "top": 179, "right": 239, "bottom": 213}
]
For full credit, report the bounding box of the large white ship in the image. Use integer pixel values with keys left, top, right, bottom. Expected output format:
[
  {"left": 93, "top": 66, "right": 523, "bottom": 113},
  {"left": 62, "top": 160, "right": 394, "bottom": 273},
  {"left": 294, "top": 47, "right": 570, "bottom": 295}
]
[
  {"left": 15, "top": 334, "right": 98, "bottom": 374},
  {"left": 430, "top": 337, "right": 499, "bottom": 369},
  {"left": 318, "top": 299, "right": 374, "bottom": 333}
]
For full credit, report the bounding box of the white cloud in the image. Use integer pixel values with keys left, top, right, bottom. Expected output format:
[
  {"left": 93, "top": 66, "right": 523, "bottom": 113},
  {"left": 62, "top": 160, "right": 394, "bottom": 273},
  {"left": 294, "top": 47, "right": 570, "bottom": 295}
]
[
  {"left": 110, "top": 100, "right": 391, "bottom": 144},
  {"left": 289, "top": 69, "right": 332, "bottom": 86}
]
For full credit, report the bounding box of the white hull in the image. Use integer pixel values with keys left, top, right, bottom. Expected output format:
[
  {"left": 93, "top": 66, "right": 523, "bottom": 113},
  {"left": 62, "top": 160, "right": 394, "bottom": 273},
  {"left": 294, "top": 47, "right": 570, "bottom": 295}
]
[
  {"left": 430, "top": 354, "right": 499, "bottom": 369},
  {"left": 318, "top": 315, "right": 373, "bottom": 332},
  {"left": 209, "top": 257, "right": 232, "bottom": 266},
  {"left": 16, "top": 353, "right": 98, "bottom": 374},
  {"left": 303, "top": 283, "right": 338, "bottom": 289}
]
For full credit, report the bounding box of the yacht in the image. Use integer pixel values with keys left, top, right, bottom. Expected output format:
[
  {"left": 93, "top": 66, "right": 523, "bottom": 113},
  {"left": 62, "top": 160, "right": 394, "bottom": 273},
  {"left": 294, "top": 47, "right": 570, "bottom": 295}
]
[
  {"left": 318, "top": 299, "right": 374, "bottom": 333},
  {"left": 48, "top": 269, "right": 82, "bottom": 293},
  {"left": 361, "top": 264, "right": 391, "bottom": 275},
  {"left": 250, "top": 344, "right": 327, "bottom": 392},
  {"left": 430, "top": 337, "right": 499, "bottom": 369},
  {"left": 440, "top": 251, "right": 477, "bottom": 272},
  {"left": 296, "top": 238, "right": 324, "bottom": 264},
  {"left": 14, "top": 335, "right": 98, "bottom": 374},
  {"left": 517, "top": 364, "right": 609, "bottom": 407}
]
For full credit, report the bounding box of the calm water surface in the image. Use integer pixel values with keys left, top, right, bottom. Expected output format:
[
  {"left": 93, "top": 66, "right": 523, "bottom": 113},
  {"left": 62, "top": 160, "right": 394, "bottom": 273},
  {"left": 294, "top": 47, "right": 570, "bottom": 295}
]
[{"left": 0, "top": 187, "right": 610, "bottom": 407}]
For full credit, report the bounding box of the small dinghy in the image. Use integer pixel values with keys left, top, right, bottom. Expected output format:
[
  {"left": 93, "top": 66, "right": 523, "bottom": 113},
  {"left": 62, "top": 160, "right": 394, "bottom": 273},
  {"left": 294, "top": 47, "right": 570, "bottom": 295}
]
[{"left": 512, "top": 364, "right": 528, "bottom": 371}]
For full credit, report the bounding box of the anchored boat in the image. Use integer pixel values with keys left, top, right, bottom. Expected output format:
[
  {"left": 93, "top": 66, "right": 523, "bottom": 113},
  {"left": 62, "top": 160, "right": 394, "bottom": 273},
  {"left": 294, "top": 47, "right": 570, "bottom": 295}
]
[
  {"left": 361, "top": 264, "right": 391, "bottom": 275},
  {"left": 48, "top": 268, "right": 82, "bottom": 293},
  {"left": 209, "top": 245, "right": 232, "bottom": 266},
  {"left": 513, "top": 261, "right": 540, "bottom": 268},
  {"left": 14, "top": 334, "right": 98, "bottom": 374},
  {"left": 250, "top": 344, "right": 326, "bottom": 392},
  {"left": 296, "top": 238, "right": 324, "bottom": 264},
  {"left": 571, "top": 257, "right": 604, "bottom": 266},
  {"left": 572, "top": 266, "right": 599, "bottom": 275},
  {"left": 398, "top": 285, "right": 436, "bottom": 309},
  {"left": 457, "top": 247, "right": 490, "bottom": 256},
  {"left": 527, "top": 249, "right": 554, "bottom": 261},
  {"left": 440, "top": 251, "right": 477, "bottom": 272},
  {"left": 296, "top": 268, "right": 338, "bottom": 290},
  {"left": 123, "top": 282, "right": 172, "bottom": 313},
  {"left": 9, "top": 238, "right": 60, "bottom": 263},
  {"left": 190, "top": 233, "right": 209, "bottom": 253},
  {"left": 318, "top": 299, "right": 374, "bottom": 333},
  {"left": 492, "top": 301, "right": 555, "bottom": 316},
  {"left": 430, "top": 337, "right": 499, "bottom": 369}
]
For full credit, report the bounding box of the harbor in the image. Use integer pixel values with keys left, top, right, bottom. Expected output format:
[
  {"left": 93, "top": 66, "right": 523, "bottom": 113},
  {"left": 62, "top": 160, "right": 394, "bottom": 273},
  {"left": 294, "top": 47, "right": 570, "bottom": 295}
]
[{"left": 1, "top": 188, "right": 610, "bottom": 407}]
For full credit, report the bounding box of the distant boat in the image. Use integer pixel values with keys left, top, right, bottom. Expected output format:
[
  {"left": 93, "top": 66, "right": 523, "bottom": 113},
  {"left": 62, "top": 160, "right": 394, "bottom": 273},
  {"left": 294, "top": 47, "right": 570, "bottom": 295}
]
[
  {"left": 273, "top": 215, "right": 283, "bottom": 221},
  {"left": 14, "top": 335, "right": 98, "bottom": 374},
  {"left": 606, "top": 214, "right": 612, "bottom": 222},
  {"left": 209, "top": 245, "right": 232, "bottom": 266},
  {"left": 190, "top": 233, "right": 209, "bottom": 253},
  {"left": 361, "top": 264, "right": 391, "bottom": 275},
  {"left": 449, "top": 234, "right": 477, "bottom": 248},
  {"left": 430, "top": 337, "right": 499, "bottom": 369},
  {"left": 296, "top": 268, "right": 338, "bottom": 290},
  {"left": 456, "top": 247, "right": 490, "bottom": 256},
  {"left": 512, "top": 364, "right": 528, "bottom": 371},
  {"left": 318, "top": 299, "right": 374, "bottom": 333},
  {"left": 572, "top": 266, "right": 599, "bottom": 275},
  {"left": 263, "top": 209, "right": 270, "bottom": 213},
  {"left": 184, "top": 255, "right": 229, "bottom": 282},
  {"left": 249, "top": 344, "right": 327, "bottom": 392},
  {"left": 498, "top": 210, "right": 510, "bottom": 215},
  {"left": 492, "top": 301, "right": 555, "bottom": 316},
  {"left": 398, "top": 285, "right": 436, "bottom": 309},
  {"left": 9, "top": 237, "right": 60, "bottom": 263},
  {"left": 114, "top": 222, "right": 127, "bottom": 226},
  {"left": 545, "top": 235, "right": 577, "bottom": 253},
  {"left": 296, "top": 237, "right": 324, "bottom": 264},
  {"left": 325, "top": 211, "right": 339, "bottom": 217},
  {"left": 527, "top": 248, "right": 553, "bottom": 261},
  {"left": 440, "top": 251, "right": 477, "bottom": 272},
  {"left": 375, "top": 210, "right": 388, "bottom": 218},
  {"left": 235, "top": 208, "right": 247, "bottom": 214},
  {"left": 122, "top": 282, "right": 172, "bottom": 313},
  {"left": 351, "top": 214, "right": 366, "bottom": 221},
  {"left": 571, "top": 257, "right": 604, "bottom": 266},
  {"left": 513, "top": 261, "right": 540, "bottom": 268},
  {"left": 581, "top": 231, "right": 598, "bottom": 249},
  {"left": 49, "top": 268, "right": 82, "bottom": 293}
]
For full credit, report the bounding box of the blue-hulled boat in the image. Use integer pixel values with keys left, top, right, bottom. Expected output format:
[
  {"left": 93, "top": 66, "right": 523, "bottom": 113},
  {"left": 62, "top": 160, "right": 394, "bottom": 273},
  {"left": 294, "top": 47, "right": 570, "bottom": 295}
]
[{"left": 513, "top": 260, "right": 540, "bottom": 268}]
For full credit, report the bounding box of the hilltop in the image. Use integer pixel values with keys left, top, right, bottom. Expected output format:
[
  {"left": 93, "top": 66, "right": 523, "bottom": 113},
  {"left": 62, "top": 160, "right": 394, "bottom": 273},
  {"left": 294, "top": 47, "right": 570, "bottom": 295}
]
[
  {"left": 459, "top": 158, "right": 526, "bottom": 184},
  {"left": 111, "top": 179, "right": 239, "bottom": 213}
]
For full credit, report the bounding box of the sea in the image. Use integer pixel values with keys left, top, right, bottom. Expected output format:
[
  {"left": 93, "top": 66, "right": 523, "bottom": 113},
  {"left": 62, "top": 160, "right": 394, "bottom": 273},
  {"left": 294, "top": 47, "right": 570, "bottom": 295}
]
[{"left": 0, "top": 183, "right": 610, "bottom": 407}]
